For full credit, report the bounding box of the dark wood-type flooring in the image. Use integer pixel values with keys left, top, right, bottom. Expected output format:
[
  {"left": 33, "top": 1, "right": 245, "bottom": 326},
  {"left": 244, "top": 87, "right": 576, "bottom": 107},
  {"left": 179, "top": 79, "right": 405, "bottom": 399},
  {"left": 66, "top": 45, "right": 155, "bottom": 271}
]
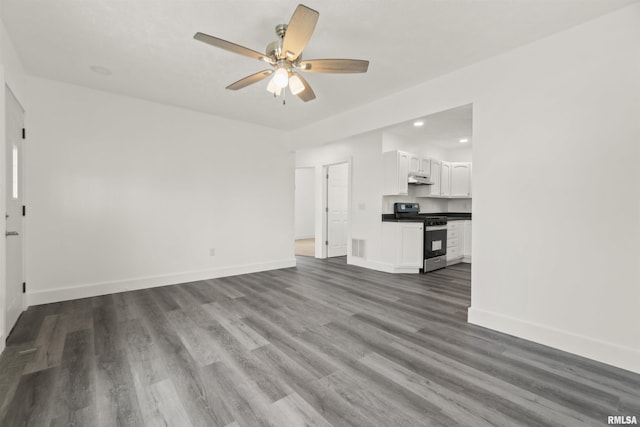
[{"left": 1, "top": 257, "right": 639, "bottom": 426}]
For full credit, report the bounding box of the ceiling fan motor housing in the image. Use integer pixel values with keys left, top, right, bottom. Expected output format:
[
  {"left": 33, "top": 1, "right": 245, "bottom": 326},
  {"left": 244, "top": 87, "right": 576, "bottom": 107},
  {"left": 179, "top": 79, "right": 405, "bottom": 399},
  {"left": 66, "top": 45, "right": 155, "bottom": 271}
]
[
  {"left": 266, "top": 23, "right": 292, "bottom": 60},
  {"left": 265, "top": 39, "right": 282, "bottom": 59}
]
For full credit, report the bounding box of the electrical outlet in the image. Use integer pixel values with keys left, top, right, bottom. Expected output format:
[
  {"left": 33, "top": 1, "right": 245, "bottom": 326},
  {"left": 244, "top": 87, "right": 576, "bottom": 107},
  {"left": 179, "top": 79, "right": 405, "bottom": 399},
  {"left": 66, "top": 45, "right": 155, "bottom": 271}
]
[{"left": 209, "top": 248, "right": 216, "bottom": 256}]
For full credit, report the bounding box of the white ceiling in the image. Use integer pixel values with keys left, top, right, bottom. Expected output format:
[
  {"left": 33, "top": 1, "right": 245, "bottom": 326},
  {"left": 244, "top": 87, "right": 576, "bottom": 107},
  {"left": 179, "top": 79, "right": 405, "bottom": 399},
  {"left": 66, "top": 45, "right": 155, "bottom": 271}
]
[
  {"left": 1, "top": 0, "right": 637, "bottom": 130},
  {"left": 385, "top": 104, "right": 473, "bottom": 150}
]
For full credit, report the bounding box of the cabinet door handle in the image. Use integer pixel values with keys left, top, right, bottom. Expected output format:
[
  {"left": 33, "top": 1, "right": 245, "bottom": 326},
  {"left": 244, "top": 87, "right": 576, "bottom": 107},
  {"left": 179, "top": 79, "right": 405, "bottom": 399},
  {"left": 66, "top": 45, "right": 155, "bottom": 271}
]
[{"left": 5, "top": 231, "right": 19, "bottom": 236}]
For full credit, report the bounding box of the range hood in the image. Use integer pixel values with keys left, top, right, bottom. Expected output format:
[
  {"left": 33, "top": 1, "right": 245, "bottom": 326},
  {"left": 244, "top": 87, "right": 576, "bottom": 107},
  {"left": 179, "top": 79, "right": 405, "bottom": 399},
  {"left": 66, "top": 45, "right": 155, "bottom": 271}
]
[{"left": 408, "top": 172, "right": 434, "bottom": 185}]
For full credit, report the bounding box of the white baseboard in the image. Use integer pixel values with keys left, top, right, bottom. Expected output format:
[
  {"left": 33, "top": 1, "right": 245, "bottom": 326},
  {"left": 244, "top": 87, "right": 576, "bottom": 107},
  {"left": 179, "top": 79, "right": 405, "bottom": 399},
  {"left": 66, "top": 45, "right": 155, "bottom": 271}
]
[
  {"left": 348, "top": 257, "right": 410, "bottom": 274},
  {"left": 468, "top": 307, "right": 640, "bottom": 374},
  {"left": 26, "top": 258, "right": 297, "bottom": 307}
]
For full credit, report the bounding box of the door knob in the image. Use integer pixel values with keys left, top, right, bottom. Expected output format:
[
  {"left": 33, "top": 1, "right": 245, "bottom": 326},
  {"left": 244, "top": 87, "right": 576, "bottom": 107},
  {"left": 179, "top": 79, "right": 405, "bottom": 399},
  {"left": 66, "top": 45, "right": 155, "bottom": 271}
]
[{"left": 5, "top": 231, "right": 19, "bottom": 236}]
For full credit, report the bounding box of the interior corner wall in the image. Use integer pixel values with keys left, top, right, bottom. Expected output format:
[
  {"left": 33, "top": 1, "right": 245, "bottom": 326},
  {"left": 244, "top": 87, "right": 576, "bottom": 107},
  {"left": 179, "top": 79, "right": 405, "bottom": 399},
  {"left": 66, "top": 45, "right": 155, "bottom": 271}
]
[
  {"left": 295, "top": 132, "right": 384, "bottom": 265},
  {"left": 291, "top": 4, "right": 640, "bottom": 373},
  {"left": 24, "top": 77, "right": 295, "bottom": 305}
]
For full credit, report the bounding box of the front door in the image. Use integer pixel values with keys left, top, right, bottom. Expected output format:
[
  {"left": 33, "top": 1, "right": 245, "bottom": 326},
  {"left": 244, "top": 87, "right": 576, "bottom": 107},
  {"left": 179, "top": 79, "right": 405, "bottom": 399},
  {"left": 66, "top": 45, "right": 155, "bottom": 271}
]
[
  {"left": 326, "top": 163, "right": 348, "bottom": 257},
  {"left": 5, "top": 87, "right": 25, "bottom": 339}
]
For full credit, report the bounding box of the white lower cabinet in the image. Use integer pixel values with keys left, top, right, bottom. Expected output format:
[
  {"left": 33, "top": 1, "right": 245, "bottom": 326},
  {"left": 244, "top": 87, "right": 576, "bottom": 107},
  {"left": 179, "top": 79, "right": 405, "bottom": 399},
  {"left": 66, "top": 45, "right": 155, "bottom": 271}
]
[
  {"left": 446, "top": 220, "right": 472, "bottom": 264},
  {"left": 382, "top": 221, "right": 424, "bottom": 273},
  {"left": 446, "top": 221, "right": 464, "bottom": 264}
]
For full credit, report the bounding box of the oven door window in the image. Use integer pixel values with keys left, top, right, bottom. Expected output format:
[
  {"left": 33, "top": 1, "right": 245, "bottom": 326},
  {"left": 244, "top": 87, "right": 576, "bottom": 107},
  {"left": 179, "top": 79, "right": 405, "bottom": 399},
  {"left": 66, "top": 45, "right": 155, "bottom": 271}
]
[{"left": 425, "top": 229, "right": 447, "bottom": 257}]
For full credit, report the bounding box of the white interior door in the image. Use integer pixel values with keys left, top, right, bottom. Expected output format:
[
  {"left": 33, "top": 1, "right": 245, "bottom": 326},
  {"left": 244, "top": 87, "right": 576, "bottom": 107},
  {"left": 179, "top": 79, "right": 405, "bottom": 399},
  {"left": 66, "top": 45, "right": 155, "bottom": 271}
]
[
  {"left": 327, "top": 163, "right": 348, "bottom": 257},
  {"left": 5, "top": 88, "right": 25, "bottom": 339}
]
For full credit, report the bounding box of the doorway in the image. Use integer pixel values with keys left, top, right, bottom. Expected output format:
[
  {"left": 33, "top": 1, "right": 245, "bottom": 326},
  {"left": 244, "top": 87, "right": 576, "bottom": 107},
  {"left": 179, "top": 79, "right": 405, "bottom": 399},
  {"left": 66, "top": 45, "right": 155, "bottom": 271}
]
[
  {"left": 294, "top": 167, "right": 315, "bottom": 257},
  {"left": 4, "top": 86, "right": 25, "bottom": 341},
  {"left": 325, "top": 162, "right": 349, "bottom": 257}
]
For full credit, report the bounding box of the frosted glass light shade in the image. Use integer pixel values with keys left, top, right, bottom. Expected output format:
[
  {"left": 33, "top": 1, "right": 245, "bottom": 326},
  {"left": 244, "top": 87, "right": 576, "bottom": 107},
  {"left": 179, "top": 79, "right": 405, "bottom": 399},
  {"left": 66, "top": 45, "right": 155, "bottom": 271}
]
[
  {"left": 289, "top": 74, "right": 305, "bottom": 95},
  {"left": 266, "top": 77, "right": 276, "bottom": 93},
  {"left": 273, "top": 68, "right": 289, "bottom": 88},
  {"left": 266, "top": 77, "right": 282, "bottom": 96}
]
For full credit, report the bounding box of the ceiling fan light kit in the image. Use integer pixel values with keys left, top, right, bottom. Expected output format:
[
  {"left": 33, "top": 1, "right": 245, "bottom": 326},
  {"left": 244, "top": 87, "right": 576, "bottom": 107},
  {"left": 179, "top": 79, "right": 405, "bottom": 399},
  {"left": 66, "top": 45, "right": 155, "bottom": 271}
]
[
  {"left": 273, "top": 66, "right": 290, "bottom": 88},
  {"left": 289, "top": 74, "right": 305, "bottom": 95},
  {"left": 194, "top": 4, "right": 369, "bottom": 104}
]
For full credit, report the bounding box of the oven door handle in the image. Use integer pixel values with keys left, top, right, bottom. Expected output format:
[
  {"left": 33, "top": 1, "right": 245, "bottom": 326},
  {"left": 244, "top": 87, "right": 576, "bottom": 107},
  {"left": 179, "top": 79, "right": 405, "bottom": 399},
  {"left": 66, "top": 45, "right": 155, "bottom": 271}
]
[{"left": 425, "top": 225, "right": 447, "bottom": 231}]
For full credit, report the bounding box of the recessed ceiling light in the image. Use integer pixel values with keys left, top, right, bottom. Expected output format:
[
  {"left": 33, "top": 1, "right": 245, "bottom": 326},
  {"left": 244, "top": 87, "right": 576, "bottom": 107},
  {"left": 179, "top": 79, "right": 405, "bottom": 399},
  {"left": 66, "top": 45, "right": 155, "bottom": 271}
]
[
  {"left": 413, "top": 120, "right": 424, "bottom": 127},
  {"left": 90, "top": 65, "right": 112, "bottom": 76},
  {"left": 459, "top": 138, "right": 469, "bottom": 143}
]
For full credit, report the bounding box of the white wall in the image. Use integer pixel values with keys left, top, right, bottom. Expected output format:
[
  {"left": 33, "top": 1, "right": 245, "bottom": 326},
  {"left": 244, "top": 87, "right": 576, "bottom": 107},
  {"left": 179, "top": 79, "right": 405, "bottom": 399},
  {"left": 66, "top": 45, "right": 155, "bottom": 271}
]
[
  {"left": 382, "top": 131, "right": 450, "bottom": 160},
  {"left": 294, "top": 168, "right": 315, "bottom": 239},
  {"left": 468, "top": 5, "right": 640, "bottom": 373},
  {"left": 24, "top": 77, "right": 295, "bottom": 305},
  {"left": 296, "top": 132, "right": 384, "bottom": 265},
  {"left": 0, "top": 18, "right": 27, "bottom": 352},
  {"left": 291, "top": 5, "right": 640, "bottom": 373},
  {"left": 444, "top": 146, "right": 472, "bottom": 162}
]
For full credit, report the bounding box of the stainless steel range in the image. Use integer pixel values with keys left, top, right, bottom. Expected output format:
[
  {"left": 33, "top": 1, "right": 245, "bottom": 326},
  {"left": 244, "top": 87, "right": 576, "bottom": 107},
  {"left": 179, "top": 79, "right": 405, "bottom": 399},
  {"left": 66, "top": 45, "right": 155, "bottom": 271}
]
[
  {"left": 393, "top": 203, "right": 448, "bottom": 273},
  {"left": 423, "top": 216, "right": 448, "bottom": 272}
]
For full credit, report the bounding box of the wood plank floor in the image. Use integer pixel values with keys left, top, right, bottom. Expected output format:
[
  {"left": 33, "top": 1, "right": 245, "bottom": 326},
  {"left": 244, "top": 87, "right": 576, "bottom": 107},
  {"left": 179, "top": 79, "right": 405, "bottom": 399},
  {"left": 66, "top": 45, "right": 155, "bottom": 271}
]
[
  {"left": 1, "top": 257, "right": 638, "bottom": 426},
  {"left": 294, "top": 239, "right": 315, "bottom": 257}
]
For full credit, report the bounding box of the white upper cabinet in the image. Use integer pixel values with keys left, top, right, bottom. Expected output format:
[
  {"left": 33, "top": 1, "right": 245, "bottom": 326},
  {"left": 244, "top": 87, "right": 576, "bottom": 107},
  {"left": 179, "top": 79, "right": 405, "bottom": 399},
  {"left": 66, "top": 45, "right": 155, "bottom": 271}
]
[
  {"left": 415, "top": 159, "right": 472, "bottom": 199},
  {"left": 384, "top": 151, "right": 471, "bottom": 199},
  {"left": 450, "top": 162, "right": 472, "bottom": 197},
  {"left": 408, "top": 154, "right": 420, "bottom": 174},
  {"left": 383, "top": 150, "right": 410, "bottom": 196},
  {"left": 440, "top": 161, "right": 451, "bottom": 196},
  {"left": 429, "top": 159, "right": 442, "bottom": 195},
  {"left": 409, "top": 154, "right": 431, "bottom": 177},
  {"left": 419, "top": 158, "right": 431, "bottom": 177}
]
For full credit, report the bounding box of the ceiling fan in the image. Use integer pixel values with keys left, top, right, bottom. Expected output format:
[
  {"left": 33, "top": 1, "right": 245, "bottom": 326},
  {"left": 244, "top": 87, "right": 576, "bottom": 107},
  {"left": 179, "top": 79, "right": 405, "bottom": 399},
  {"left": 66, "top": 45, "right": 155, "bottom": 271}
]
[{"left": 194, "top": 4, "right": 369, "bottom": 103}]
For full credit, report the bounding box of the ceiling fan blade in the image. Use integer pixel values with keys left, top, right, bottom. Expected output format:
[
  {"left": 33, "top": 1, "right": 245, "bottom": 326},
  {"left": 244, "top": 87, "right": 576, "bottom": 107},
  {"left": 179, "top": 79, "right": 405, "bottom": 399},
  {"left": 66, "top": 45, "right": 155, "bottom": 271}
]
[
  {"left": 298, "top": 59, "right": 369, "bottom": 73},
  {"left": 281, "top": 4, "right": 319, "bottom": 61},
  {"left": 226, "top": 70, "right": 273, "bottom": 90},
  {"left": 294, "top": 73, "right": 316, "bottom": 102},
  {"left": 194, "top": 32, "right": 274, "bottom": 64}
]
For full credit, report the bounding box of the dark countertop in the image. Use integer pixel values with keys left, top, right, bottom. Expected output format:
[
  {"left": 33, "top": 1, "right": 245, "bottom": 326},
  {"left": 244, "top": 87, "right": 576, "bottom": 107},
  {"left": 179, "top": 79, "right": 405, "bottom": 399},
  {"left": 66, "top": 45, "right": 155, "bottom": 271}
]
[
  {"left": 381, "top": 215, "right": 424, "bottom": 222},
  {"left": 382, "top": 212, "right": 472, "bottom": 222},
  {"left": 437, "top": 212, "right": 472, "bottom": 220}
]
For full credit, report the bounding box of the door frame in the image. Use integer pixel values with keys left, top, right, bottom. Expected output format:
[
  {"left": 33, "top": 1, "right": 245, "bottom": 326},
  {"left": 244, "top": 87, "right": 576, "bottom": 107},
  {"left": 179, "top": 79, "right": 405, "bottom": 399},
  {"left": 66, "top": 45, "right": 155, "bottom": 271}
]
[
  {"left": 320, "top": 159, "right": 352, "bottom": 259},
  {"left": 3, "top": 84, "right": 26, "bottom": 346}
]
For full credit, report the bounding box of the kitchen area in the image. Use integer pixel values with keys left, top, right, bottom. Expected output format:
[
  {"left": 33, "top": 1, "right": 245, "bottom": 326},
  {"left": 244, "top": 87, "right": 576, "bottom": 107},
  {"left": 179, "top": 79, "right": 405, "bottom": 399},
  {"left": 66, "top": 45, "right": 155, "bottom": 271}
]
[
  {"left": 379, "top": 104, "right": 473, "bottom": 274},
  {"left": 295, "top": 103, "right": 472, "bottom": 275}
]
